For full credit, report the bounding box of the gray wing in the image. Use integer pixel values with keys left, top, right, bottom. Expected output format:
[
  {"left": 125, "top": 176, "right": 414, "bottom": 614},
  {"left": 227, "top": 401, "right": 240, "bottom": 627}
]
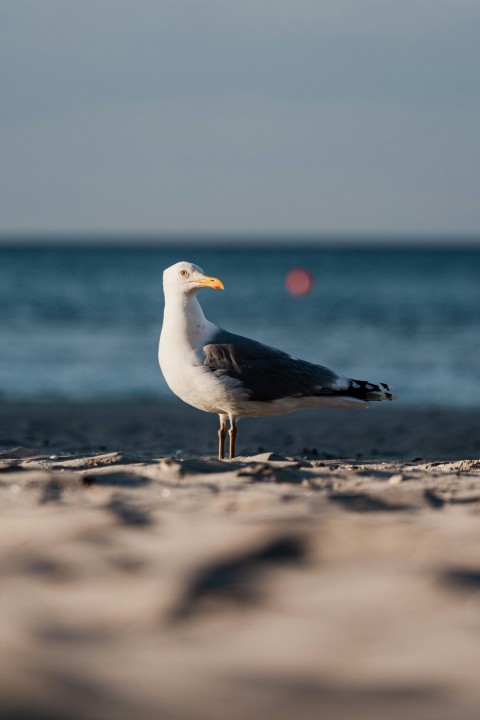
[{"left": 202, "top": 329, "right": 348, "bottom": 403}]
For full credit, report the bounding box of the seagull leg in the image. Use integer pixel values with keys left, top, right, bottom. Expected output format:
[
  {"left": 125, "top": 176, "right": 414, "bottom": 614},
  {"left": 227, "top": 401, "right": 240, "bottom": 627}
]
[
  {"left": 228, "top": 416, "right": 237, "bottom": 460},
  {"left": 218, "top": 414, "right": 227, "bottom": 460}
]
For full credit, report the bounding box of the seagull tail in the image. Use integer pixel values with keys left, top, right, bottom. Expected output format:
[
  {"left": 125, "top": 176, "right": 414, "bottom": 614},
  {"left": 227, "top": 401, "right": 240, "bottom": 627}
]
[{"left": 346, "top": 378, "right": 396, "bottom": 402}]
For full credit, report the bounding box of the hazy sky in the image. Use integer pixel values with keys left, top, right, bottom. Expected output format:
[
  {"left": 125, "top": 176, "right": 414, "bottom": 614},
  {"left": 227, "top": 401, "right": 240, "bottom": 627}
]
[{"left": 1, "top": 1, "right": 479, "bottom": 235}]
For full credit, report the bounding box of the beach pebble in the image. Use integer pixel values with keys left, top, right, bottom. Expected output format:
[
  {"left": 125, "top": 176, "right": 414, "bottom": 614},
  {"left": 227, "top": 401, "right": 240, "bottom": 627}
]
[{"left": 389, "top": 473, "right": 405, "bottom": 485}]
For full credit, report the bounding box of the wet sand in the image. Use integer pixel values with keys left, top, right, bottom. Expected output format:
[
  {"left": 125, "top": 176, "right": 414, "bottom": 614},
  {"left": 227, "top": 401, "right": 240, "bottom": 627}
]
[{"left": 1, "top": 400, "right": 480, "bottom": 720}]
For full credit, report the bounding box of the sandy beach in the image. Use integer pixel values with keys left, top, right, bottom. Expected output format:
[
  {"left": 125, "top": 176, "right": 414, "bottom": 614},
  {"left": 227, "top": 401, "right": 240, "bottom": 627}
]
[{"left": 1, "top": 400, "right": 480, "bottom": 719}]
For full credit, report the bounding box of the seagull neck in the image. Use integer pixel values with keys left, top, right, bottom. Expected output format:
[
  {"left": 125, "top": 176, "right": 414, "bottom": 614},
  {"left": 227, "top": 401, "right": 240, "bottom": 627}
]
[{"left": 163, "top": 292, "right": 214, "bottom": 348}]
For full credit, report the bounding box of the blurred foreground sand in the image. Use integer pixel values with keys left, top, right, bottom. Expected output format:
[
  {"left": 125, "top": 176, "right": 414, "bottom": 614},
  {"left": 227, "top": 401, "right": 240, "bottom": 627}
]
[{"left": 1, "top": 401, "right": 480, "bottom": 720}]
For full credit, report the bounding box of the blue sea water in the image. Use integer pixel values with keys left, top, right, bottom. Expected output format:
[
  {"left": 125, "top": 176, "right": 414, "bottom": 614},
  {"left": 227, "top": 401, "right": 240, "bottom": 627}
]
[{"left": 0, "top": 242, "right": 479, "bottom": 407}]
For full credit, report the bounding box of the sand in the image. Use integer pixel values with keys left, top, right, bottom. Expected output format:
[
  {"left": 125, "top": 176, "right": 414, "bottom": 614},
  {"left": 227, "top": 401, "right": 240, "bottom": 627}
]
[{"left": 1, "top": 400, "right": 480, "bottom": 720}]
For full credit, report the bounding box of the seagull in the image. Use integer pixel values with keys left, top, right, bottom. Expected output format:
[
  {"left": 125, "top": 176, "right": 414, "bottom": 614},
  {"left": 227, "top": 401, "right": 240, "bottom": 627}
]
[{"left": 159, "top": 261, "right": 395, "bottom": 460}]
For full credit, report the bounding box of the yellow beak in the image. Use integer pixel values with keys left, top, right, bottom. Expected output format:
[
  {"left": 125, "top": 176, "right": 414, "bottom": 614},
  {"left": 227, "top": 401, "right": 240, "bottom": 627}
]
[{"left": 197, "top": 275, "right": 224, "bottom": 290}]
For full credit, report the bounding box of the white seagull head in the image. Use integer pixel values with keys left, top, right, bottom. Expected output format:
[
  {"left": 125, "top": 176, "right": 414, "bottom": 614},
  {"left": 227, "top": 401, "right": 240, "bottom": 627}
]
[{"left": 163, "top": 261, "right": 224, "bottom": 297}]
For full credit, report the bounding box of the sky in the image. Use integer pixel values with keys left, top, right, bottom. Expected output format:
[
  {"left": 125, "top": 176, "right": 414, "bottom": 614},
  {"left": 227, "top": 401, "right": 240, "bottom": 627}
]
[{"left": 1, "top": 0, "right": 480, "bottom": 237}]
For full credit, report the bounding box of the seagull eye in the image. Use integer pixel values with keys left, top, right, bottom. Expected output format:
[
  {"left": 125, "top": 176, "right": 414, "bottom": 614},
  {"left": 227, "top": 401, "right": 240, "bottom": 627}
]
[{"left": 180, "top": 270, "right": 189, "bottom": 277}]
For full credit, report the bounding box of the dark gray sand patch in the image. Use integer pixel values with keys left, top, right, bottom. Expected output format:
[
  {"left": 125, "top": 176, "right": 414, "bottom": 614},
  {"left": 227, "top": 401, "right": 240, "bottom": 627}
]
[
  {"left": 237, "top": 464, "right": 314, "bottom": 485},
  {"left": 157, "top": 457, "right": 245, "bottom": 478},
  {"left": 424, "top": 489, "right": 446, "bottom": 509},
  {"left": 82, "top": 471, "right": 150, "bottom": 488},
  {"left": 105, "top": 494, "right": 153, "bottom": 527},
  {"left": 439, "top": 567, "right": 480, "bottom": 591},
  {"left": 0, "top": 461, "right": 25, "bottom": 473},
  {"left": 431, "top": 490, "right": 480, "bottom": 505},
  {"left": 170, "top": 534, "right": 307, "bottom": 621},
  {"left": 354, "top": 469, "right": 397, "bottom": 480},
  {"left": 16, "top": 555, "right": 77, "bottom": 582},
  {"left": 39, "top": 478, "right": 63, "bottom": 503},
  {"left": 181, "top": 457, "right": 245, "bottom": 473},
  {"left": 328, "top": 492, "right": 415, "bottom": 513}
]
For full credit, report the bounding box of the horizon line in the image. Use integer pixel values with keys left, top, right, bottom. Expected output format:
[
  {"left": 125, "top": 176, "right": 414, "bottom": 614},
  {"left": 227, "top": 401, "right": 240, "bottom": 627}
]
[{"left": 0, "top": 230, "right": 479, "bottom": 248}]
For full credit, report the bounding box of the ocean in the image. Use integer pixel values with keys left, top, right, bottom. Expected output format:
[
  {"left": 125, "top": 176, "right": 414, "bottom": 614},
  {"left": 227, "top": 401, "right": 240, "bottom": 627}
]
[{"left": 0, "top": 242, "right": 479, "bottom": 407}]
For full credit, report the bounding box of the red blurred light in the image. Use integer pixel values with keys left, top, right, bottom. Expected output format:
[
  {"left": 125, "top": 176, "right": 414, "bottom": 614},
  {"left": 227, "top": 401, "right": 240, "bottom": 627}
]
[{"left": 285, "top": 268, "right": 314, "bottom": 296}]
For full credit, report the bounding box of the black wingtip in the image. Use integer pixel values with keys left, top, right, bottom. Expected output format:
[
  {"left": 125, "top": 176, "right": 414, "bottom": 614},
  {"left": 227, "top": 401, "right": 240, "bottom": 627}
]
[{"left": 348, "top": 378, "right": 396, "bottom": 402}]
